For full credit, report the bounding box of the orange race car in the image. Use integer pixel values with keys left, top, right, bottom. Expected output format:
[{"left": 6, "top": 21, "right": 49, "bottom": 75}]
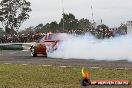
[{"left": 30, "top": 33, "right": 59, "bottom": 57}]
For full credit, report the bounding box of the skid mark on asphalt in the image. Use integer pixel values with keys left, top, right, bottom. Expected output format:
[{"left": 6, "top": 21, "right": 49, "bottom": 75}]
[
  {"left": 9, "top": 52, "right": 17, "bottom": 55},
  {"left": 22, "top": 50, "right": 29, "bottom": 51},
  {"left": 0, "top": 51, "right": 2, "bottom": 55},
  {"left": 0, "top": 50, "right": 28, "bottom": 56}
]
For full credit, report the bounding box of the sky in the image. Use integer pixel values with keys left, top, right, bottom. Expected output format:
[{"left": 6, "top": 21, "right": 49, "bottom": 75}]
[{"left": 1, "top": 0, "right": 132, "bottom": 30}]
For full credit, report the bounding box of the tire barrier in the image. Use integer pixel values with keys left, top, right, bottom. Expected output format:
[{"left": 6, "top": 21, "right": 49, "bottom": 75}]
[{"left": 0, "top": 44, "right": 23, "bottom": 50}]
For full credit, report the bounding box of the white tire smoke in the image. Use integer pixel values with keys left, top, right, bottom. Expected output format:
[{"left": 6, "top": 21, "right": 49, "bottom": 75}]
[{"left": 48, "top": 33, "right": 132, "bottom": 61}]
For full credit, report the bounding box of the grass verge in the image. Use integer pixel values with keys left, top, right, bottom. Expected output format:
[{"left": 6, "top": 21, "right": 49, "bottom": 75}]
[{"left": 0, "top": 64, "right": 131, "bottom": 88}]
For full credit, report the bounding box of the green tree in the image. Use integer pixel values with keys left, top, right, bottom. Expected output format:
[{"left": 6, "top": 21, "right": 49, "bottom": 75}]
[
  {"left": 97, "top": 24, "right": 109, "bottom": 29},
  {"left": 20, "top": 26, "right": 34, "bottom": 34},
  {"left": 49, "top": 21, "right": 58, "bottom": 32},
  {"left": 0, "top": 0, "right": 32, "bottom": 34},
  {"left": 41, "top": 23, "right": 50, "bottom": 33},
  {"left": 78, "top": 18, "right": 92, "bottom": 31},
  {"left": 34, "top": 23, "right": 43, "bottom": 32},
  {"left": 0, "top": 27, "right": 5, "bottom": 35},
  {"left": 59, "top": 13, "right": 78, "bottom": 31},
  {"left": 96, "top": 24, "right": 110, "bottom": 39},
  {"left": 41, "top": 22, "right": 58, "bottom": 33},
  {"left": 117, "top": 23, "right": 127, "bottom": 35}
]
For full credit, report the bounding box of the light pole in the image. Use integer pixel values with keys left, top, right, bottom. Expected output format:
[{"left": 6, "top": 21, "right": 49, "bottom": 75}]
[
  {"left": 90, "top": 0, "right": 94, "bottom": 23},
  {"left": 61, "top": 0, "right": 65, "bottom": 31},
  {"left": 90, "top": 0, "right": 96, "bottom": 28}
]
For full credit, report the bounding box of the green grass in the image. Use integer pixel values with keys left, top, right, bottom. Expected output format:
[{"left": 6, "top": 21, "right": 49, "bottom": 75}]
[{"left": 0, "top": 64, "right": 131, "bottom": 88}]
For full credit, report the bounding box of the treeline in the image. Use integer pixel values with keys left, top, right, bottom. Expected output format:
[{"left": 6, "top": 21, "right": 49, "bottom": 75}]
[
  {"left": 0, "top": 12, "right": 127, "bottom": 39},
  {"left": 21, "top": 13, "right": 96, "bottom": 33},
  {"left": 0, "top": 0, "right": 127, "bottom": 39}
]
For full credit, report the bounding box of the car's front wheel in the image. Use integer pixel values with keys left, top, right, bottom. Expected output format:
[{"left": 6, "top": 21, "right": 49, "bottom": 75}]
[{"left": 30, "top": 47, "right": 37, "bottom": 57}]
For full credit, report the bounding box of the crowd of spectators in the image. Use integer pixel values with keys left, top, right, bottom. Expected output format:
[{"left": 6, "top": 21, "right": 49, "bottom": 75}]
[
  {"left": 63, "top": 27, "right": 126, "bottom": 39},
  {"left": 0, "top": 32, "right": 45, "bottom": 43},
  {"left": 62, "top": 28, "right": 117, "bottom": 38},
  {"left": 0, "top": 27, "right": 127, "bottom": 43}
]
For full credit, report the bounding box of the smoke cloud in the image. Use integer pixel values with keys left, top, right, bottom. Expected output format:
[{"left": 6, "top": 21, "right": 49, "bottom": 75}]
[{"left": 48, "top": 33, "right": 132, "bottom": 61}]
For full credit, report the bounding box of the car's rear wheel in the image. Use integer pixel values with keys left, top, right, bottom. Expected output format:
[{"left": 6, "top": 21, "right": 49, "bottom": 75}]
[
  {"left": 31, "top": 48, "right": 37, "bottom": 57},
  {"left": 43, "top": 53, "right": 47, "bottom": 57}
]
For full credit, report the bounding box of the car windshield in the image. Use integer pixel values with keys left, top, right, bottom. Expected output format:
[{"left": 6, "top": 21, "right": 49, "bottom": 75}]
[
  {"left": 48, "top": 34, "right": 56, "bottom": 40},
  {"left": 39, "top": 33, "right": 69, "bottom": 43},
  {"left": 36, "top": 34, "right": 45, "bottom": 43},
  {"left": 48, "top": 33, "right": 69, "bottom": 40}
]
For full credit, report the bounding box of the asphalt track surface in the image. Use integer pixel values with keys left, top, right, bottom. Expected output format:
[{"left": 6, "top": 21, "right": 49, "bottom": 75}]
[{"left": 0, "top": 50, "right": 132, "bottom": 68}]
